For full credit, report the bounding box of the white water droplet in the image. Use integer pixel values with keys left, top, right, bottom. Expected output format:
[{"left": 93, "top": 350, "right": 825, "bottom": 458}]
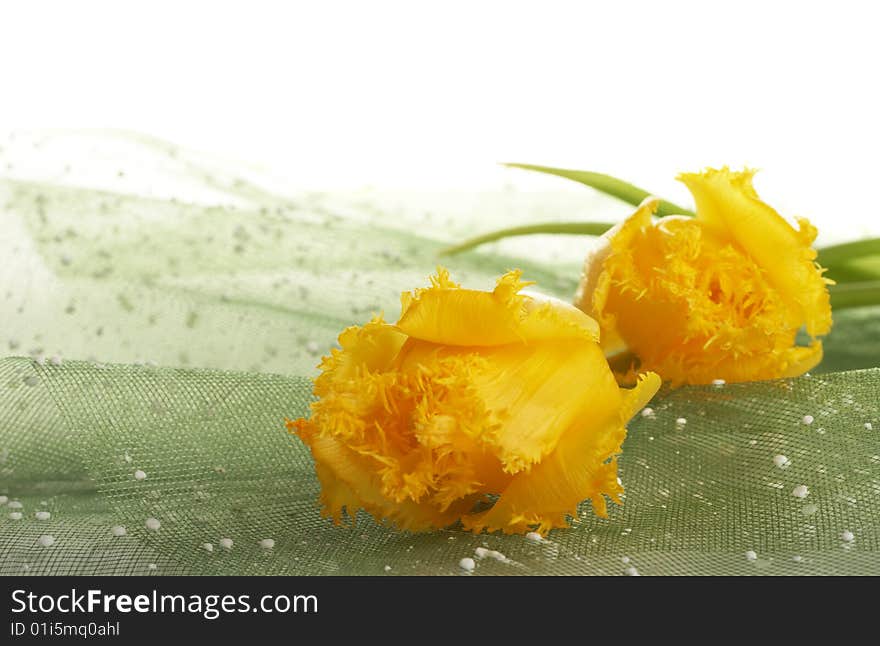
[
  {"left": 145, "top": 517, "right": 161, "bottom": 531},
  {"left": 525, "top": 532, "right": 543, "bottom": 543},
  {"left": 459, "top": 557, "right": 475, "bottom": 572},
  {"left": 841, "top": 530, "right": 854, "bottom": 543},
  {"left": 675, "top": 417, "right": 687, "bottom": 427},
  {"left": 641, "top": 407, "right": 654, "bottom": 418},
  {"left": 474, "top": 547, "right": 489, "bottom": 559},
  {"left": 8, "top": 501, "right": 22, "bottom": 509},
  {"left": 259, "top": 538, "right": 275, "bottom": 549},
  {"left": 34, "top": 511, "right": 50, "bottom": 521},
  {"left": 134, "top": 469, "right": 147, "bottom": 481},
  {"left": 802, "top": 415, "right": 814, "bottom": 425},
  {"left": 38, "top": 535, "right": 55, "bottom": 547},
  {"left": 219, "top": 538, "right": 233, "bottom": 550},
  {"left": 384, "top": 565, "right": 392, "bottom": 572},
  {"left": 0, "top": 496, "right": 8, "bottom": 505},
  {"left": 792, "top": 485, "right": 809, "bottom": 499},
  {"left": 773, "top": 454, "right": 790, "bottom": 468},
  {"left": 202, "top": 543, "right": 214, "bottom": 553},
  {"left": 865, "top": 422, "right": 874, "bottom": 431},
  {"left": 745, "top": 550, "right": 757, "bottom": 561},
  {"left": 111, "top": 526, "right": 127, "bottom": 537},
  {"left": 9, "top": 512, "right": 22, "bottom": 520}
]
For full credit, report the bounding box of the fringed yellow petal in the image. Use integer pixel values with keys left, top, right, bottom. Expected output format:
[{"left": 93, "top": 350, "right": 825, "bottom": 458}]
[
  {"left": 779, "top": 341, "right": 824, "bottom": 378},
  {"left": 659, "top": 340, "right": 823, "bottom": 384},
  {"left": 314, "top": 316, "right": 408, "bottom": 392},
  {"left": 577, "top": 198, "right": 659, "bottom": 356},
  {"left": 678, "top": 167, "right": 832, "bottom": 337},
  {"left": 293, "top": 423, "right": 469, "bottom": 531},
  {"left": 517, "top": 292, "right": 602, "bottom": 344},
  {"left": 460, "top": 371, "right": 660, "bottom": 535},
  {"left": 398, "top": 267, "right": 599, "bottom": 347},
  {"left": 470, "top": 341, "right": 620, "bottom": 473},
  {"left": 396, "top": 338, "right": 620, "bottom": 475}
]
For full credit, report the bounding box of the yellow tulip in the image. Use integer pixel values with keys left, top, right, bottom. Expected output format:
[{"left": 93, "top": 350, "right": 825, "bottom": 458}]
[
  {"left": 288, "top": 268, "right": 660, "bottom": 534},
  {"left": 577, "top": 167, "right": 833, "bottom": 386}
]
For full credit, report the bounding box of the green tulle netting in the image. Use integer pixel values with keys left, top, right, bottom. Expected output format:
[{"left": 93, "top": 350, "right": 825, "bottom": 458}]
[{"left": 1, "top": 131, "right": 879, "bottom": 576}]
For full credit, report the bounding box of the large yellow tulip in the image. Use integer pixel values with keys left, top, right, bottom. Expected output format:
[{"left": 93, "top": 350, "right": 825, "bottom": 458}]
[{"left": 289, "top": 268, "right": 660, "bottom": 534}]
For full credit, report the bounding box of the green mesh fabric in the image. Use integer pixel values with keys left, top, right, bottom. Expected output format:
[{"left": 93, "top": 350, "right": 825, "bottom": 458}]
[{"left": 1, "top": 131, "right": 879, "bottom": 575}]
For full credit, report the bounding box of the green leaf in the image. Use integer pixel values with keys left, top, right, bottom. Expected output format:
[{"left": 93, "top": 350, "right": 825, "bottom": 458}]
[
  {"left": 829, "top": 280, "right": 880, "bottom": 309},
  {"left": 818, "top": 238, "right": 880, "bottom": 266},
  {"left": 506, "top": 163, "right": 695, "bottom": 217},
  {"left": 822, "top": 262, "right": 880, "bottom": 285},
  {"left": 820, "top": 240, "right": 880, "bottom": 284},
  {"left": 438, "top": 221, "right": 615, "bottom": 256}
]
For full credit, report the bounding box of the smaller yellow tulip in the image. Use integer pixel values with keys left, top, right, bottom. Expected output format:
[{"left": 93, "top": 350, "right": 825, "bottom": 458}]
[
  {"left": 577, "top": 167, "right": 833, "bottom": 386},
  {"left": 289, "top": 268, "right": 660, "bottom": 534}
]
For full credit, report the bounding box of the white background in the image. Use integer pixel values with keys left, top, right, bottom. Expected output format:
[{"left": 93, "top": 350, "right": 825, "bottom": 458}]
[{"left": 2, "top": 0, "right": 878, "bottom": 237}]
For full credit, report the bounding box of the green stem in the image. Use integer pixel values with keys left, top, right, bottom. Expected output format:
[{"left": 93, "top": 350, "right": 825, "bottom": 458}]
[
  {"left": 438, "top": 222, "right": 615, "bottom": 256},
  {"left": 829, "top": 281, "right": 880, "bottom": 309},
  {"left": 505, "top": 163, "right": 695, "bottom": 217}
]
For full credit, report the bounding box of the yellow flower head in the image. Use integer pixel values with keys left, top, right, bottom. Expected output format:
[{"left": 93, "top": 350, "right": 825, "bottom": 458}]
[
  {"left": 577, "top": 167, "right": 833, "bottom": 386},
  {"left": 289, "top": 268, "right": 660, "bottom": 535}
]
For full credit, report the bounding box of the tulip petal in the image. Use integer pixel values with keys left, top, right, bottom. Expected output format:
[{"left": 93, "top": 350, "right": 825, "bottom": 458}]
[
  {"left": 779, "top": 341, "right": 824, "bottom": 378},
  {"left": 471, "top": 341, "right": 621, "bottom": 473},
  {"left": 678, "top": 167, "right": 832, "bottom": 337},
  {"left": 398, "top": 267, "right": 599, "bottom": 347},
  {"left": 462, "top": 372, "right": 661, "bottom": 534},
  {"left": 397, "top": 338, "right": 620, "bottom": 475},
  {"left": 582, "top": 197, "right": 659, "bottom": 356},
  {"left": 618, "top": 371, "right": 663, "bottom": 422},
  {"left": 314, "top": 317, "right": 408, "bottom": 393},
  {"left": 673, "top": 340, "right": 824, "bottom": 383},
  {"left": 302, "top": 324, "right": 514, "bottom": 522},
  {"left": 292, "top": 422, "right": 473, "bottom": 532}
]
